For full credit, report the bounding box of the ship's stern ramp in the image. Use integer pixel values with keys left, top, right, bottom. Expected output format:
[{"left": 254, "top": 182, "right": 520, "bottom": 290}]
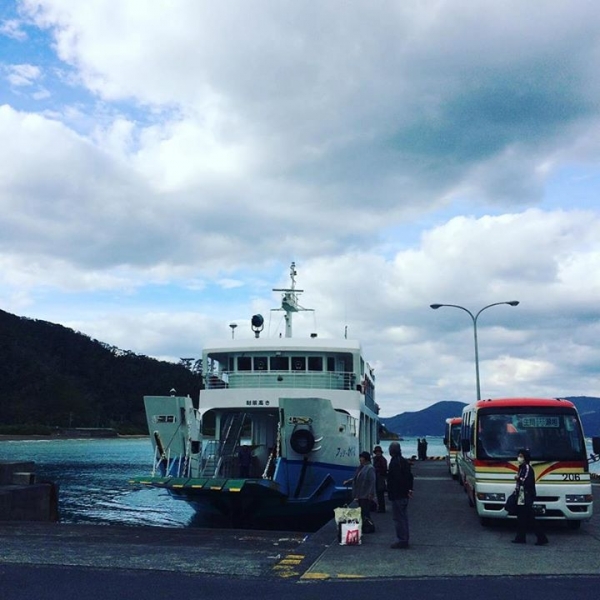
[{"left": 142, "top": 395, "right": 200, "bottom": 478}]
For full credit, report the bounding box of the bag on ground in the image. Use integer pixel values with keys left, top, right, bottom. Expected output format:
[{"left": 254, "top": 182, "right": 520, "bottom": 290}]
[
  {"left": 334, "top": 505, "right": 362, "bottom": 525},
  {"left": 362, "top": 517, "right": 375, "bottom": 534},
  {"left": 340, "top": 521, "right": 362, "bottom": 545}
]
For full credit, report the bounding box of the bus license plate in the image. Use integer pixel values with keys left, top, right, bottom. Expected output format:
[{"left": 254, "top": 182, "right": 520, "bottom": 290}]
[{"left": 533, "top": 504, "right": 546, "bottom": 515}]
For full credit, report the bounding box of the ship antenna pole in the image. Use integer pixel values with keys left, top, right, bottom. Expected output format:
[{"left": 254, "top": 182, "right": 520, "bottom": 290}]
[{"left": 272, "top": 262, "right": 313, "bottom": 338}]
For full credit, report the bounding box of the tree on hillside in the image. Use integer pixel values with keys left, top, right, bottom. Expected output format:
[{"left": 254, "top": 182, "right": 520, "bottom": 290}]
[{"left": 0, "top": 309, "right": 201, "bottom": 432}]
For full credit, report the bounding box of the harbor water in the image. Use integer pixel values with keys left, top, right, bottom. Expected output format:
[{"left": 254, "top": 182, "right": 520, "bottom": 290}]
[{"left": 1, "top": 436, "right": 597, "bottom": 528}]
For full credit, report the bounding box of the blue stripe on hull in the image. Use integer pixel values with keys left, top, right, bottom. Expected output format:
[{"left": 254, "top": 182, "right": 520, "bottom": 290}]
[{"left": 137, "top": 458, "right": 358, "bottom": 521}]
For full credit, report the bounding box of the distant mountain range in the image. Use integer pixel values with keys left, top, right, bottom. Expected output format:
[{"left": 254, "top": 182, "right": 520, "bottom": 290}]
[{"left": 381, "top": 398, "right": 600, "bottom": 438}]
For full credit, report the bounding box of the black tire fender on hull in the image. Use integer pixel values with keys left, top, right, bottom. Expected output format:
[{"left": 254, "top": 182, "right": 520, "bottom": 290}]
[{"left": 290, "top": 429, "right": 315, "bottom": 454}]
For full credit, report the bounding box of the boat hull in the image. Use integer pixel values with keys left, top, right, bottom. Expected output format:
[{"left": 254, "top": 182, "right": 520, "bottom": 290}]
[{"left": 133, "top": 456, "right": 356, "bottom": 525}]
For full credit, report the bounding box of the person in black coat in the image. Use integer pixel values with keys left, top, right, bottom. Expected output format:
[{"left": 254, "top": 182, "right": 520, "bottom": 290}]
[
  {"left": 512, "top": 448, "right": 548, "bottom": 545},
  {"left": 387, "top": 441, "right": 414, "bottom": 549},
  {"left": 372, "top": 446, "right": 388, "bottom": 513}
]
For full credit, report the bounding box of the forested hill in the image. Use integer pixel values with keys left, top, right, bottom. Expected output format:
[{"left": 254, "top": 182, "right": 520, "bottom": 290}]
[{"left": 0, "top": 309, "right": 200, "bottom": 433}]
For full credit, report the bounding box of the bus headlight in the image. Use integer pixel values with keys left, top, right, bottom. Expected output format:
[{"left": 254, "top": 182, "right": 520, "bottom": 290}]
[
  {"left": 566, "top": 494, "right": 593, "bottom": 503},
  {"left": 476, "top": 492, "right": 506, "bottom": 501}
]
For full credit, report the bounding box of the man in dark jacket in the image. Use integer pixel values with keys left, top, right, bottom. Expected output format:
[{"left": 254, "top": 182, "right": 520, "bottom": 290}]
[
  {"left": 387, "top": 441, "right": 414, "bottom": 549},
  {"left": 372, "top": 446, "right": 388, "bottom": 513}
]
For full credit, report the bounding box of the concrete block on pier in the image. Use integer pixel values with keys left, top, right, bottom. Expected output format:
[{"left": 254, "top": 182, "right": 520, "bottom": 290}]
[
  {"left": 0, "top": 461, "right": 59, "bottom": 521},
  {"left": 0, "top": 461, "right": 35, "bottom": 485},
  {"left": 0, "top": 483, "right": 58, "bottom": 522},
  {"left": 12, "top": 472, "right": 37, "bottom": 485}
]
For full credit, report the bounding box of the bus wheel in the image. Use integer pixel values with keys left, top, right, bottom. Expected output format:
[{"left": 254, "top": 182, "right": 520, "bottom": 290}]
[
  {"left": 467, "top": 490, "right": 474, "bottom": 507},
  {"left": 567, "top": 520, "right": 581, "bottom": 530}
]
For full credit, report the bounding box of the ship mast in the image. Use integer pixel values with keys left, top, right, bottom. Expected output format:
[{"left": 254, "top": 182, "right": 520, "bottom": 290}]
[{"left": 272, "top": 262, "right": 313, "bottom": 338}]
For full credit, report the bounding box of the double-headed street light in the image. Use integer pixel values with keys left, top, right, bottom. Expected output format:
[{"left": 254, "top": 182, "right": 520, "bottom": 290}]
[{"left": 430, "top": 301, "right": 520, "bottom": 400}]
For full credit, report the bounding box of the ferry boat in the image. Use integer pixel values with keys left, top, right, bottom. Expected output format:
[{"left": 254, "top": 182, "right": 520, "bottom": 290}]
[{"left": 133, "top": 263, "right": 380, "bottom": 525}]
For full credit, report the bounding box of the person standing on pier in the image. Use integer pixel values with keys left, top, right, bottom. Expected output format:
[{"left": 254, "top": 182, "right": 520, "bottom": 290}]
[
  {"left": 372, "top": 446, "right": 388, "bottom": 513},
  {"left": 343, "top": 451, "right": 376, "bottom": 525},
  {"left": 387, "top": 441, "right": 414, "bottom": 549},
  {"left": 417, "top": 438, "right": 428, "bottom": 460},
  {"left": 511, "top": 448, "right": 548, "bottom": 546}
]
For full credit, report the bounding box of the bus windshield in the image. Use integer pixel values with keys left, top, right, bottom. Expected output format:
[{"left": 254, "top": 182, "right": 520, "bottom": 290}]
[
  {"left": 449, "top": 423, "right": 461, "bottom": 450},
  {"left": 477, "top": 408, "right": 586, "bottom": 461}
]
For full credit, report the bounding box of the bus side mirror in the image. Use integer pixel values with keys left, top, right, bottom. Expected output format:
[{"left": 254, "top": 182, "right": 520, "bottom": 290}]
[
  {"left": 593, "top": 437, "right": 600, "bottom": 455},
  {"left": 461, "top": 439, "right": 470, "bottom": 453},
  {"left": 443, "top": 437, "right": 448, "bottom": 446}
]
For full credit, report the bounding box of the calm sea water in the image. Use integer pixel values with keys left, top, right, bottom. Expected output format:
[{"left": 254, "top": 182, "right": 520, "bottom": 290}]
[
  {"left": 1, "top": 436, "right": 597, "bottom": 528},
  {"left": 0, "top": 438, "right": 196, "bottom": 527}
]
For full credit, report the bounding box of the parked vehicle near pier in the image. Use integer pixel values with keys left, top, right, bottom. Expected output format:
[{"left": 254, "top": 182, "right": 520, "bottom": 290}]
[
  {"left": 459, "top": 397, "right": 595, "bottom": 528},
  {"left": 132, "top": 263, "right": 380, "bottom": 525},
  {"left": 444, "top": 417, "right": 462, "bottom": 480}
]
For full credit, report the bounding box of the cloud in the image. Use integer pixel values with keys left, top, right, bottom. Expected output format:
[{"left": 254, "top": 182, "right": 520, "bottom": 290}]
[
  {"left": 11, "top": 208, "right": 592, "bottom": 416},
  {"left": 3, "top": 1, "right": 600, "bottom": 415},
  {"left": 0, "top": 18, "right": 27, "bottom": 41},
  {"left": 6, "top": 63, "right": 41, "bottom": 86},
  {"left": 15, "top": 0, "right": 600, "bottom": 213}
]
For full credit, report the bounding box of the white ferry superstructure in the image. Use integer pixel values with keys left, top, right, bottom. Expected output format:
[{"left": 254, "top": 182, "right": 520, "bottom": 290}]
[{"left": 133, "top": 263, "right": 380, "bottom": 524}]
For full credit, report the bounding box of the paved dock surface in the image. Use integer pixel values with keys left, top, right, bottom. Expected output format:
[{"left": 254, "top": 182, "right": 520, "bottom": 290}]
[
  {"left": 1, "top": 461, "right": 599, "bottom": 582},
  {"left": 302, "top": 460, "right": 600, "bottom": 580}
]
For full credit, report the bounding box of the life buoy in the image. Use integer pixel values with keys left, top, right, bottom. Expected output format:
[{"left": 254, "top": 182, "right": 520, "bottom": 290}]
[{"left": 290, "top": 429, "right": 315, "bottom": 454}]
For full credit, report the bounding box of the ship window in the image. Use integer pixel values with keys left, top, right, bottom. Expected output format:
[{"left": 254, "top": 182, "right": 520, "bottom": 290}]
[
  {"left": 308, "top": 356, "right": 323, "bottom": 371},
  {"left": 155, "top": 415, "right": 176, "bottom": 423},
  {"left": 327, "top": 357, "right": 335, "bottom": 372},
  {"left": 270, "top": 356, "right": 289, "bottom": 371},
  {"left": 292, "top": 357, "right": 306, "bottom": 371},
  {"left": 237, "top": 356, "right": 251, "bottom": 371},
  {"left": 254, "top": 356, "right": 268, "bottom": 371}
]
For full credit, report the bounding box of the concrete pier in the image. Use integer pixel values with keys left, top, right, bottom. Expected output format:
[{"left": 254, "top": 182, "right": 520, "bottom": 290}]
[{"left": 0, "top": 461, "right": 598, "bottom": 579}]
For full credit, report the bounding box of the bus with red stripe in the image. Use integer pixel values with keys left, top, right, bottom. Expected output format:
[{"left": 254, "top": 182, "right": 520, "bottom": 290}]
[
  {"left": 444, "top": 417, "right": 462, "bottom": 480},
  {"left": 459, "top": 397, "right": 593, "bottom": 528}
]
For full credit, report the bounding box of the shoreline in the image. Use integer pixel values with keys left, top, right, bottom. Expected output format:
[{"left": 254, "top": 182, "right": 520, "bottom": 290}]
[{"left": 0, "top": 434, "right": 148, "bottom": 442}]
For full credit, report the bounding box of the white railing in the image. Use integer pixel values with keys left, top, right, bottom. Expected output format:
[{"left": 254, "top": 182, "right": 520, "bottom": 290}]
[{"left": 206, "top": 370, "right": 357, "bottom": 391}]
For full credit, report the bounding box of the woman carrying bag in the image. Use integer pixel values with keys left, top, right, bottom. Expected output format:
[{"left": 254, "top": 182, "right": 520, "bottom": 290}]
[
  {"left": 511, "top": 448, "right": 548, "bottom": 546},
  {"left": 343, "top": 451, "right": 376, "bottom": 532}
]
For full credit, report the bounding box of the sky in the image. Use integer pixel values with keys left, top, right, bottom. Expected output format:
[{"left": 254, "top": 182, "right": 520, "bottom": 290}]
[{"left": 2, "top": 1, "right": 600, "bottom": 418}]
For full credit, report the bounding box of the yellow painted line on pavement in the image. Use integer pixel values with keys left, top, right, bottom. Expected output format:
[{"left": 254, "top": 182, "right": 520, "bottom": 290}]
[
  {"left": 272, "top": 567, "right": 298, "bottom": 578},
  {"left": 301, "top": 572, "right": 366, "bottom": 580},
  {"left": 279, "top": 558, "right": 302, "bottom": 565},
  {"left": 272, "top": 553, "right": 307, "bottom": 578}
]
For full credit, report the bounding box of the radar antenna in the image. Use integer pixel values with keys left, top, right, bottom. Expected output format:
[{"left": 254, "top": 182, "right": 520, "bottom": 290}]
[{"left": 272, "top": 262, "right": 314, "bottom": 338}]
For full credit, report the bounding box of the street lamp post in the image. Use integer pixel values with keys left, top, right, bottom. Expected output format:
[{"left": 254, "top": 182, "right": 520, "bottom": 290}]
[{"left": 430, "top": 301, "right": 520, "bottom": 400}]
